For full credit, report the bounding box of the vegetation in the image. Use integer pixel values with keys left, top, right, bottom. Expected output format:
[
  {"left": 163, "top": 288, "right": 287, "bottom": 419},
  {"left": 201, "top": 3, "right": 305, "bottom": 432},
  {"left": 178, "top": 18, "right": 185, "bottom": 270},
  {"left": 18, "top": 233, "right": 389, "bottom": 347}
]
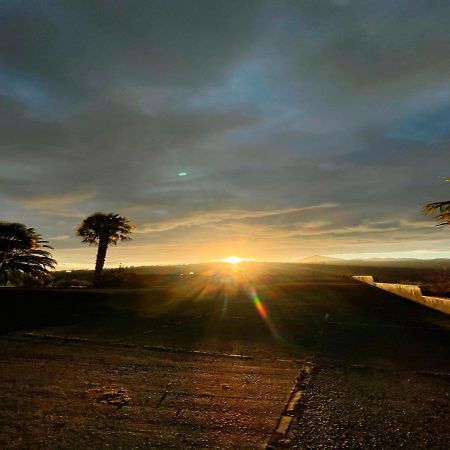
[
  {"left": 424, "top": 200, "right": 450, "bottom": 226},
  {"left": 0, "top": 222, "right": 56, "bottom": 286},
  {"left": 76, "top": 213, "right": 134, "bottom": 286},
  {"left": 424, "top": 178, "right": 450, "bottom": 226}
]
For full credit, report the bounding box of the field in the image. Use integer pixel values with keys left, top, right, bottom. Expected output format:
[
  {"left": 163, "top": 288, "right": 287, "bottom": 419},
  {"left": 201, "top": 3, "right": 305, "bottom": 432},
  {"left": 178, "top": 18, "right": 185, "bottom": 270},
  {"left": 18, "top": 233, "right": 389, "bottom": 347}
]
[{"left": 1, "top": 264, "right": 449, "bottom": 448}]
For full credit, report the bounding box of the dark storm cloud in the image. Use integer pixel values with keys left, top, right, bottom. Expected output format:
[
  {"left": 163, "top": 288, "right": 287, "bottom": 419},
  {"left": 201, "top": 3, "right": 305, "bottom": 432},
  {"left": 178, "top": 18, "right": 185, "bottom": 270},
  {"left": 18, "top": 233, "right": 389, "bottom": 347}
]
[
  {"left": 1, "top": 0, "right": 450, "bottom": 264},
  {"left": 0, "top": 0, "right": 263, "bottom": 94},
  {"left": 271, "top": 0, "right": 450, "bottom": 93}
]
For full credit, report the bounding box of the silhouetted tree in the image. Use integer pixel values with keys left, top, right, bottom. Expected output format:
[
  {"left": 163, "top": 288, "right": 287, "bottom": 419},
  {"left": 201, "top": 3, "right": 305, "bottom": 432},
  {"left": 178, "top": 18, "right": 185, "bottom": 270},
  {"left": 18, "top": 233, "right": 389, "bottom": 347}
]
[
  {"left": 76, "top": 213, "right": 134, "bottom": 286},
  {"left": 0, "top": 222, "right": 56, "bottom": 286},
  {"left": 424, "top": 178, "right": 450, "bottom": 226}
]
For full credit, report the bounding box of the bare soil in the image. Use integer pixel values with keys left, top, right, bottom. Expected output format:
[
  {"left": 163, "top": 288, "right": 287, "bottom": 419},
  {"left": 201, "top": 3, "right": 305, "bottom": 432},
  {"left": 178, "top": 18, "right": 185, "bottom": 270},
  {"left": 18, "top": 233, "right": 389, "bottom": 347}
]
[{"left": 0, "top": 335, "right": 298, "bottom": 449}]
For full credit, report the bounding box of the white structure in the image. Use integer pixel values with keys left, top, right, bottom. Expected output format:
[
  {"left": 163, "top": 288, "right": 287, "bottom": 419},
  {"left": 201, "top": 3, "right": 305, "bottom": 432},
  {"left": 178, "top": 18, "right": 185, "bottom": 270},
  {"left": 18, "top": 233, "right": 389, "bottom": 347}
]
[{"left": 353, "top": 275, "right": 450, "bottom": 315}]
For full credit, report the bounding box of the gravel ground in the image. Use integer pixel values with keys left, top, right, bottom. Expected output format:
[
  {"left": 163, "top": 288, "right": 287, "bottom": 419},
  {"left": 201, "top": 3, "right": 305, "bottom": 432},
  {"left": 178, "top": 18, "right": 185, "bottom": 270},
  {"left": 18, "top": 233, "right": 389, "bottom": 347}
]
[{"left": 290, "top": 364, "right": 450, "bottom": 449}]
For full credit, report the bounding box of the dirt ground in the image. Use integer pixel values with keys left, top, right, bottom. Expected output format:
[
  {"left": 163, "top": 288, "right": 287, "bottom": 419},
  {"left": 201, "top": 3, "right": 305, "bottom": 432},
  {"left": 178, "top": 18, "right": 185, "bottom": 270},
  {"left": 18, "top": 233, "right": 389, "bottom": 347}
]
[{"left": 0, "top": 335, "right": 299, "bottom": 449}]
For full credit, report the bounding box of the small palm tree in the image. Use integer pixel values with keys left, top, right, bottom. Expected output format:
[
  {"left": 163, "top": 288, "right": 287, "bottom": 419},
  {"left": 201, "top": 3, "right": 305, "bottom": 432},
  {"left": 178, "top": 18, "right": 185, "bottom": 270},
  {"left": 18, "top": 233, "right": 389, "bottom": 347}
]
[
  {"left": 424, "top": 178, "right": 450, "bottom": 226},
  {"left": 0, "top": 222, "right": 56, "bottom": 286},
  {"left": 77, "top": 213, "right": 134, "bottom": 286}
]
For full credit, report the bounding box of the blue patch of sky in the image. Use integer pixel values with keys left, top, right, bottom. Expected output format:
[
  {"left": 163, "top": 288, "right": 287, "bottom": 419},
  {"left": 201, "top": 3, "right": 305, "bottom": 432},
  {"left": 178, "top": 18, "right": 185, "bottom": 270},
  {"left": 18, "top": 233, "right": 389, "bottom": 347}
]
[
  {"left": 189, "top": 58, "right": 309, "bottom": 163},
  {"left": 0, "top": 63, "right": 62, "bottom": 120},
  {"left": 190, "top": 59, "right": 299, "bottom": 119},
  {"left": 386, "top": 105, "right": 450, "bottom": 144}
]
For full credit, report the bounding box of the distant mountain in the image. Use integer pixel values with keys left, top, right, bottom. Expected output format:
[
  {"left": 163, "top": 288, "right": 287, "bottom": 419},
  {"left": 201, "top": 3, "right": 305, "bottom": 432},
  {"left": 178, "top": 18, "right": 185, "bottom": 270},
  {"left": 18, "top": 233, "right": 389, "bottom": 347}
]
[
  {"left": 296, "top": 255, "right": 450, "bottom": 268},
  {"left": 297, "top": 255, "right": 342, "bottom": 264},
  {"left": 350, "top": 258, "right": 450, "bottom": 268}
]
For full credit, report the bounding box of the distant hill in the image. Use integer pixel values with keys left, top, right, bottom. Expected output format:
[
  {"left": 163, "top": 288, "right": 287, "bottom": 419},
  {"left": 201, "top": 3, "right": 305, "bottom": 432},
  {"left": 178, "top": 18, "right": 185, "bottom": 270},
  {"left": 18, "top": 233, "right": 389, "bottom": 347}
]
[
  {"left": 296, "top": 255, "right": 450, "bottom": 268},
  {"left": 297, "top": 255, "right": 342, "bottom": 264},
  {"left": 348, "top": 258, "right": 450, "bottom": 268}
]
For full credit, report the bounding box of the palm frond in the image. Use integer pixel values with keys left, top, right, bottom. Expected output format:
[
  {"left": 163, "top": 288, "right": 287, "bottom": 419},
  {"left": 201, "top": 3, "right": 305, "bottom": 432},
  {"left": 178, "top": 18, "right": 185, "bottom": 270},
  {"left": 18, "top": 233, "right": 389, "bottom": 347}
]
[
  {"left": 0, "top": 222, "right": 56, "bottom": 285},
  {"left": 77, "top": 212, "right": 135, "bottom": 244},
  {"left": 423, "top": 200, "right": 450, "bottom": 226}
]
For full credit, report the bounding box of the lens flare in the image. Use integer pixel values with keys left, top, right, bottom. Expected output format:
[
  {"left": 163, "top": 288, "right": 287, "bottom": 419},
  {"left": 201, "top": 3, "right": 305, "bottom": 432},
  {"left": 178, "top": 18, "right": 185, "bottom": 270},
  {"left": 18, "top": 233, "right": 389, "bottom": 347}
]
[
  {"left": 249, "top": 287, "right": 268, "bottom": 320},
  {"left": 248, "top": 286, "right": 280, "bottom": 339}
]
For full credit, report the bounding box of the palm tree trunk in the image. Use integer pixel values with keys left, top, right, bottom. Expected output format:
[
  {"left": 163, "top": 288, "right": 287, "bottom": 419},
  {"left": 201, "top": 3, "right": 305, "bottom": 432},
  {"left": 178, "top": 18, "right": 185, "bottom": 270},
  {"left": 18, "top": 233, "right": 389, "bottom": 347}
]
[
  {"left": 0, "top": 253, "right": 7, "bottom": 286},
  {"left": 94, "top": 235, "right": 108, "bottom": 287}
]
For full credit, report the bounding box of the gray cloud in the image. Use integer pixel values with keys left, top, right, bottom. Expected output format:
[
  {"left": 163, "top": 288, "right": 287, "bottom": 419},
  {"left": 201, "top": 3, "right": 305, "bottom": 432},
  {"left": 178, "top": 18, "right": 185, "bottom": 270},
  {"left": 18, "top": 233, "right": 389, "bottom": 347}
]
[{"left": 139, "top": 203, "right": 337, "bottom": 233}]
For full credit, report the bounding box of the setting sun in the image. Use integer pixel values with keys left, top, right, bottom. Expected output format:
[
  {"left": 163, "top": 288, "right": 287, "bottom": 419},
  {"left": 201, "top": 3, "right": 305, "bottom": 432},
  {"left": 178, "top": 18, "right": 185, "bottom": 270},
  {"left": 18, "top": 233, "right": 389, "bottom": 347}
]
[{"left": 222, "top": 256, "right": 245, "bottom": 264}]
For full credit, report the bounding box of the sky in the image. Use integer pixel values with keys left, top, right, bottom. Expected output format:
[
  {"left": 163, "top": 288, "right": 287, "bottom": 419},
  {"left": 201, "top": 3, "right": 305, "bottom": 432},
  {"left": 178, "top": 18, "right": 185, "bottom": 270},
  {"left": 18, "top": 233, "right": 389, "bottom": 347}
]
[{"left": 1, "top": 0, "right": 450, "bottom": 268}]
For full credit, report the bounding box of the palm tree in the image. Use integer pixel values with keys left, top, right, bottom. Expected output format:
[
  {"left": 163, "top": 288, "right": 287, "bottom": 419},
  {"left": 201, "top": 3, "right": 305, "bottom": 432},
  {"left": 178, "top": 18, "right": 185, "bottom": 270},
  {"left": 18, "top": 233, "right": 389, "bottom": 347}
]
[
  {"left": 76, "top": 213, "right": 134, "bottom": 286},
  {"left": 0, "top": 222, "right": 56, "bottom": 286},
  {"left": 424, "top": 178, "right": 450, "bottom": 226}
]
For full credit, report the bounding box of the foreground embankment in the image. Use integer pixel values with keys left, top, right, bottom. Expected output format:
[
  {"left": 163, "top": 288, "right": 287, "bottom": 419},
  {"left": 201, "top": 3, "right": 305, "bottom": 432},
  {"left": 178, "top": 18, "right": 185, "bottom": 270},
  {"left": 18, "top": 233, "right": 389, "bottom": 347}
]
[{"left": 1, "top": 277, "right": 449, "bottom": 448}]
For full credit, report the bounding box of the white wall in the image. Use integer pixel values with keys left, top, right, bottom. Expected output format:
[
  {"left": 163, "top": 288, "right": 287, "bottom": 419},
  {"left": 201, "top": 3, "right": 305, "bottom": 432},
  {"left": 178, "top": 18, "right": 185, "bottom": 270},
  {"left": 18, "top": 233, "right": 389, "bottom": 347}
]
[{"left": 352, "top": 276, "right": 450, "bottom": 315}]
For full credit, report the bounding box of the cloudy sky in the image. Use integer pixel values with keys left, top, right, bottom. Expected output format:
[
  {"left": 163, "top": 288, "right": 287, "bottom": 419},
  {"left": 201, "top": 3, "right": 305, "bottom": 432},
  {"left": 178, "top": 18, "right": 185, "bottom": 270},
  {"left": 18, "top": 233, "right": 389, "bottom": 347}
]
[{"left": 1, "top": 0, "right": 450, "bottom": 268}]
